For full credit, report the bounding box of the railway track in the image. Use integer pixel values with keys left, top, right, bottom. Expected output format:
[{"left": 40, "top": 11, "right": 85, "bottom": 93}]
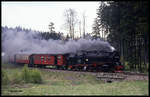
[
  {"left": 121, "top": 71, "right": 148, "bottom": 76},
  {"left": 96, "top": 72, "right": 126, "bottom": 82},
  {"left": 30, "top": 66, "right": 148, "bottom": 82},
  {"left": 38, "top": 67, "right": 97, "bottom": 76},
  {"left": 96, "top": 71, "right": 148, "bottom": 82}
]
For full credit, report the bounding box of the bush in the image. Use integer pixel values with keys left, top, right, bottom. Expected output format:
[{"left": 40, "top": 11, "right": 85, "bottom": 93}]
[
  {"left": 2, "top": 69, "right": 10, "bottom": 85},
  {"left": 30, "top": 69, "right": 43, "bottom": 84},
  {"left": 21, "top": 65, "right": 43, "bottom": 84},
  {"left": 21, "top": 65, "right": 32, "bottom": 83}
]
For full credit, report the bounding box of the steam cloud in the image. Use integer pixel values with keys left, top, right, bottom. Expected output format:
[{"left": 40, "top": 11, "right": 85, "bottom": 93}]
[{"left": 2, "top": 27, "right": 115, "bottom": 62}]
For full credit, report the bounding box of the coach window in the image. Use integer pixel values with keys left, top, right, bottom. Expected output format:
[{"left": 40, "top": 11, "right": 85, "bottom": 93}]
[
  {"left": 57, "top": 56, "right": 61, "bottom": 60},
  {"left": 44, "top": 57, "right": 47, "bottom": 61},
  {"left": 41, "top": 56, "right": 44, "bottom": 61}
]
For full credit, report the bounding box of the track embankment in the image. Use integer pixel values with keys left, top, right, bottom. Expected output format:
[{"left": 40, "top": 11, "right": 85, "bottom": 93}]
[{"left": 34, "top": 67, "right": 149, "bottom": 82}]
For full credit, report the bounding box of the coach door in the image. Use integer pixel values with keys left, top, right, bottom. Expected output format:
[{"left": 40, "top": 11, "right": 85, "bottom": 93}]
[
  {"left": 29, "top": 55, "right": 34, "bottom": 67},
  {"left": 54, "top": 55, "right": 57, "bottom": 65},
  {"left": 57, "top": 55, "right": 64, "bottom": 66}
]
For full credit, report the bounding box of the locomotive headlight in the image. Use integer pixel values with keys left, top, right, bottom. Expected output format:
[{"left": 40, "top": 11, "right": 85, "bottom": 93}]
[{"left": 85, "top": 59, "right": 88, "bottom": 61}]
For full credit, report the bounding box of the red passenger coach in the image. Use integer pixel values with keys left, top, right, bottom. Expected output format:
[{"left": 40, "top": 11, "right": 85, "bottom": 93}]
[
  {"left": 29, "top": 54, "right": 56, "bottom": 67},
  {"left": 33, "top": 54, "right": 55, "bottom": 65},
  {"left": 28, "top": 54, "right": 69, "bottom": 68},
  {"left": 15, "top": 54, "right": 30, "bottom": 64}
]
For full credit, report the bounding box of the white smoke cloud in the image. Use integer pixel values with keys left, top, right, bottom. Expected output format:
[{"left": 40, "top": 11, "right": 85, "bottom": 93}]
[{"left": 2, "top": 26, "right": 115, "bottom": 62}]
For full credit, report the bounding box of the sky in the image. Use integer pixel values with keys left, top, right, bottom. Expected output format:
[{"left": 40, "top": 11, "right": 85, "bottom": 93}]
[{"left": 2, "top": 1, "right": 100, "bottom": 36}]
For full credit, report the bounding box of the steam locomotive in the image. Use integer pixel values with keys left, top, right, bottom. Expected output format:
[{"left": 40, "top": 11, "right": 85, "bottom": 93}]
[{"left": 9, "top": 50, "right": 123, "bottom": 72}]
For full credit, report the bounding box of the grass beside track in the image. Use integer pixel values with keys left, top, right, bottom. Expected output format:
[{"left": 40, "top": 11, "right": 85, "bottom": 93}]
[{"left": 1, "top": 64, "right": 149, "bottom": 96}]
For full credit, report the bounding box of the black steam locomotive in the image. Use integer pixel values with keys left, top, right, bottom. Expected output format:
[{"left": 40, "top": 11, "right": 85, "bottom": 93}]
[{"left": 66, "top": 50, "right": 123, "bottom": 72}]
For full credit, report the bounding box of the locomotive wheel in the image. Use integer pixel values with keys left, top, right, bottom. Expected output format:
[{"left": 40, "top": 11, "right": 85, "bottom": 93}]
[
  {"left": 88, "top": 66, "right": 94, "bottom": 72},
  {"left": 75, "top": 67, "right": 78, "bottom": 71},
  {"left": 87, "top": 66, "right": 91, "bottom": 71},
  {"left": 72, "top": 67, "right": 76, "bottom": 71}
]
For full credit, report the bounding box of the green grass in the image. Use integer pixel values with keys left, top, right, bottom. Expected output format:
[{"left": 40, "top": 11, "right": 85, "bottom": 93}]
[
  {"left": 2, "top": 80, "right": 149, "bottom": 95},
  {"left": 1, "top": 63, "right": 149, "bottom": 96}
]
